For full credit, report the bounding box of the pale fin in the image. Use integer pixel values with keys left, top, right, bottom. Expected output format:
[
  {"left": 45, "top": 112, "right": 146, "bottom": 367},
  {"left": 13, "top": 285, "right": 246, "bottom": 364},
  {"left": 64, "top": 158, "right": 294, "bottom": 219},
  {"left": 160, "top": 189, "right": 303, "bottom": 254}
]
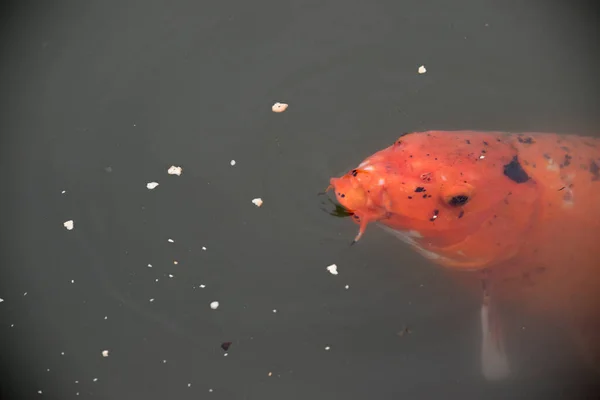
[{"left": 480, "top": 292, "right": 511, "bottom": 381}]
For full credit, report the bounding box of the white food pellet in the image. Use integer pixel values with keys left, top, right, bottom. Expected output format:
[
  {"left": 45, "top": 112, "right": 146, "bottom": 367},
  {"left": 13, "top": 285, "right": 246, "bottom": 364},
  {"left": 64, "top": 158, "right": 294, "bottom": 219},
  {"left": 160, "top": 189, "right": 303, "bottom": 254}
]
[
  {"left": 147, "top": 264, "right": 152, "bottom": 268},
  {"left": 325, "top": 346, "right": 331, "bottom": 351},
  {"left": 188, "top": 383, "right": 192, "bottom": 387},
  {"left": 104, "top": 316, "right": 108, "bottom": 320},
  {"left": 345, "top": 285, "right": 349, "bottom": 289},
  {"left": 168, "top": 274, "right": 174, "bottom": 278},
  {"left": 210, "top": 301, "right": 219, "bottom": 310},
  {"left": 173, "top": 260, "right": 178, "bottom": 265},
  {"left": 102, "top": 350, "right": 109, "bottom": 357},
  {"left": 168, "top": 238, "right": 174, "bottom": 243},
  {"left": 418, "top": 65, "right": 427, "bottom": 74},
  {"left": 38, "top": 390, "right": 42, "bottom": 394},
  {"left": 326, "top": 264, "right": 338, "bottom": 275},
  {"left": 162, "top": 360, "right": 167, "bottom": 363},
  {"left": 271, "top": 102, "right": 288, "bottom": 113},
  {"left": 0, "top": 298, "right": 4, "bottom": 303},
  {"left": 61, "top": 190, "right": 66, "bottom": 194},
  {"left": 71, "top": 280, "right": 75, "bottom": 284},
  {"left": 230, "top": 160, "right": 236, "bottom": 166},
  {"left": 272, "top": 309, "right": 277, "bottom": 313},
  {"left": 200, "top": 284, "right": 206, "bottom": 288},
  {"left": 149, "top": 298, "right": 155, "bottom": 302},
  {"left": 146, "top": 182, "right": 159, "bottom": 190},
  {"left": 93, "top": 378, "right": 98, "bottom": 382},
  {"left": 202, "top": 246, "right": 207, "bottom": 251},
  {"left": 63, "top": 220, "right": 74, "bottom": 230},
  {"left": 167, "top": 166, "right": 183, "bottom": 176},
  {"left": 251, "top": 198, "right": 263, "bottom": 207},
  {"left": 224, "top": 353, "right": 228, "bottom": 357}
]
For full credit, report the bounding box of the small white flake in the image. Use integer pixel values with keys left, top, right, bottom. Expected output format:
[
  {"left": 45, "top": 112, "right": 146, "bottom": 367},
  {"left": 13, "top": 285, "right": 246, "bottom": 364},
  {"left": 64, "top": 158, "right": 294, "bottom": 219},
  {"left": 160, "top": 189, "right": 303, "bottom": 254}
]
[
  {"left": 325, "top": 346, "right": 331, "bottom": 351},
  {"left": 210, "top": 301, "right": 219, "bottom": 310},
  {"left": 102, "top": 350, "right": 109, "bottom": 357},
  {"left": 162, "top": 360, "right": 167, "bottom": 363},
  {"left": 202, "top": 246, "right": 207, "bottom": 251},
  {"left": 168, "top": 238, "right": 174, "bottom": 243},
  {"left": 38, "top": 390, "right": 42, "bottom": 394},
  {"left": 173, "top": 260, "right": 179, "bottom": 265},
  {"left": 71, "top": 280, "right": 75, "bottom": 284},
  {"left": 61, "top": 190, "right": 66, "bottom": 194},
  {"left": 104, "top": 316, "right": 108, "bottom": 320},
  {"left": 209, "top": 389, "right": 213, "bottom": 393},
  {"left": 167, "top": 166, "right": 183, "bottom": 176},
  {"left": 188, "top": 383, "right": 192, "bottom": 387},
  {"left": 479, "top": 155, "right": 485, "bottom": 159},
  {"left": 326, "top": 264, "right": 338, "bottom": 275},
  {"left": 252, "top": 198, "right": 263, "bottom": 207},
  {"left": 63, "top": 220, "right": 74, "bottom": 230},
  {"left": 272, "top": 309, "right": 277, "bottom": 313},
  {"left": 0, "top": 298, "right": 4, "bottom": 303},
  {"left": 61, "top": 352, "right": 65, "bottom": 355},
  {"left": 224, "top": 353, "right": 228, "bottom": 357},
  {"left": 271, "top": 102, "right": 289, "bottom": 113},
  {"left": 149, "top": 298, "right": 155, "bottom": 302},
  {"left": 345, "top": 285, "right": 349, "bottom": 289},
  {"left": 147, "top": 264, "right": 152, "bottom": 268},
  {"left": 230, "top": 159, "right": 236, "bottom": 166},
  {"left": 418, "top": 65, "right": 427, "bottom": 74},
  {"left": 146, "top": 182, "right": 159, "bottom": 190},
  {"left": 168, "top": 274, "right": 174, "bottom": 278},
  {"left": 200, "top": 284, "right": 206, "bottom": 288},
  {"left": 24, "top": 292, "right": 28, "bottom": 296},
  {"left": 93, "top": 378, "right": 98, "bottom": 382}
]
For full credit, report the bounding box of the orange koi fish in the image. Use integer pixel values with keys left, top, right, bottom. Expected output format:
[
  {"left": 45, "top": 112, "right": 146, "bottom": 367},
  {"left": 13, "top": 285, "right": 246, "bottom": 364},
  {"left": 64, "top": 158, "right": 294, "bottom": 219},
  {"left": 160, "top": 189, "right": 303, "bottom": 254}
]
[{"left": 328, "top": 130, "right": 600, "bottom": 380}]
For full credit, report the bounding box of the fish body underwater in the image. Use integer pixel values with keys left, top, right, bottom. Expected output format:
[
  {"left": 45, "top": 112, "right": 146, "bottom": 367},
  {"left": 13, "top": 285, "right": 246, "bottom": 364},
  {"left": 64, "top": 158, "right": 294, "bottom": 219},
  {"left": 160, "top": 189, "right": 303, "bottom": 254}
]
[{"left": 328, "top": 130, "right": 600, "bottom": 380}]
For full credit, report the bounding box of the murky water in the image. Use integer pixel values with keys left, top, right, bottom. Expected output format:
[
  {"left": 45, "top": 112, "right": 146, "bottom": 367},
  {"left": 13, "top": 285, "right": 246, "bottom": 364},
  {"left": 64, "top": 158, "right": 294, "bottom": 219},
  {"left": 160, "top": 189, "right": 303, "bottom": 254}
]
[{"left": 0, "top": 1, "right": 598, "bottom": 399}]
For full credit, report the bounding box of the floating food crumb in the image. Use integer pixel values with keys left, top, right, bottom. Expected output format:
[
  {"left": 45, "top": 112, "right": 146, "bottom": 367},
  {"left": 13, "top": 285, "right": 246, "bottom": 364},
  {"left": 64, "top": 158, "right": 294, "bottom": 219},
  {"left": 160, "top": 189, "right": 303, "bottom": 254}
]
[
  {"left": 167, "top": 165, "right": 183, "bottom": 176},
  {"left": 149, "top": 298, "right": 155, "bottom": 302},
  {"left": 268, "top": 372, "right": 272, "bottom": 377},
  {"left": 200, "top": 284, "right": 206, "bottom": 288},
  {"left": 272, "top": 309, "right": 277, "bottom": 313},
  {"left": 0, "top": 298, "right": 3, "bottom": 303},
  {"left": 146, "top": 182, "right": 159, "bottom": 190},
  {"left": 202, "top": 246, "right": 207, "bottom": 251},
  {"left": 61, "top": 190, "right": 66, "bottom": 194},
  {"left": 102, "top": 350, "right": 109, "bottom": 357},
  {"left": 272, "top": 102, "right": 288, "bottom": 113},
  {"left": 230, "top": 160, "right": 236, "bottom": 166},
  {"left": 325, "top": 346, "right": 331, "bottom": 351},
  {"left": 70, "top": 280, "right": 75, "bottom": 284},
  {"left": 221, "top": 342, "right": 232, "bottom": 351},
  {"left": 252, "top": 198, "right": 264, "bottom": 207},
  {"left": 188, "top": 383, "right": 191, "bottom": 387},
  {"left": 147, "top": 264, "right": 152, "bottom": 268},
  {"left": 326, "top": 264, "right": 338, "bottom": 275},
  {"left": 345, "top": 285, "right": 349, "bottom": 289},
  {"left": 210, "top": 301, "right": 219, "bottom": 310},
  {"left": 168, "top": 238, "right": 174, "bottom": 243},
  {"left": 63, "top": 220, "right": 74, "bottom": 230},
  {"left": 93, "top": 378, "right": 98, "bottom": 382},
  {"left": 173, "top": 260, "right": 179, "bottom": 265},
  {"left": 38, "top": 390, "right": 42, "bottom": 394},
  {"left": 162, "top": 360, "right": 167, "bottom": 363},
  {"left": 418, "top": 65, "right": 427, "bottom": 74}
]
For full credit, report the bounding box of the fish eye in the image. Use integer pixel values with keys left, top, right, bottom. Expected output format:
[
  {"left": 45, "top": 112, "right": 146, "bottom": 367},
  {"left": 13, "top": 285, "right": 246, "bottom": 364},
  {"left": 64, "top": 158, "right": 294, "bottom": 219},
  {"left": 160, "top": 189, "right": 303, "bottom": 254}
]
[{"left": 448, "top": 194, "right": 469, "bottom": 206}]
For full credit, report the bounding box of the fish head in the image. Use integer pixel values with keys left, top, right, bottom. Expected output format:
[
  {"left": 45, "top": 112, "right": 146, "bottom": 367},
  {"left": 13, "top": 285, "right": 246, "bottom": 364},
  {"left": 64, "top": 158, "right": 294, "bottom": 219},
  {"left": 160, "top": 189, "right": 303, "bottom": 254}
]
[{"left": 330, "top": 131, "right": 539, "bottom": 268}]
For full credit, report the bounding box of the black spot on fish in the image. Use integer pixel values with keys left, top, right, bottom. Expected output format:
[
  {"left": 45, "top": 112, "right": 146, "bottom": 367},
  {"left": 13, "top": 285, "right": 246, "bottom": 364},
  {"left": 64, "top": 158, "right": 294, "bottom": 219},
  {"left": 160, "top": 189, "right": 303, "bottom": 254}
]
[
  {"left": 429, "top": 209, "right": 439, "bottom": 222},
  {"left": 558, "top": 186, "right": 566, "bottom": 191},
  {"left": 543, "top": 153, "right": 551, "bottom": 160},
  {"left": 415, "top": 187, "right": 425, "bottom": 192},
  {"left": 351, "top": 169, "right": 358, "bottom": 177},
  {"left": 465, "top": 139, "right": 471, "bottom": 144},
  {"left": 503, "top": 156, "right": 530, "bottom": 183},
  {"left": 562, "top": 154, "right": 572, "bottom": 168},
  {"left": 458, "top": 210, "right": 464, "bottom": 218},
  {"left": 340, "top": 193, "right": 345, "bottom": 198},
  {"left": 561, "top": 146, "right": 570, "bottom": 152},
  {"left": 407, "top": 196, "right": 413, "bottom": 199},
  {"left": 590, "top": 161, "right": 600, "bottom": 181},
  {"left": 518, "top": 136, "right": 535, "bottom": 144}
]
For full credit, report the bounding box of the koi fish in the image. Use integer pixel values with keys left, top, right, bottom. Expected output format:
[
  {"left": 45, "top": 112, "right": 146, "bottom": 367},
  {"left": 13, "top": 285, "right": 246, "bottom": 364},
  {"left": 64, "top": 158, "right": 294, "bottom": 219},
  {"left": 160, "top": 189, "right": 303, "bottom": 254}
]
[{"left": 328, "top": 130, "right": 600, "bottom": 380}]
